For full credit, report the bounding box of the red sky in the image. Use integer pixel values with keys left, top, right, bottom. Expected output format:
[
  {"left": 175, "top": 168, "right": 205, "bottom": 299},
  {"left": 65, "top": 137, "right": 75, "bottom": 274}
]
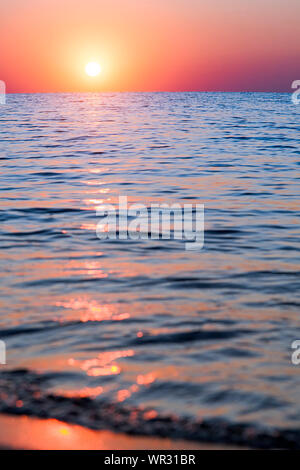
[{"left": 1, "top": 0, "right": 299, "bottom": 92}]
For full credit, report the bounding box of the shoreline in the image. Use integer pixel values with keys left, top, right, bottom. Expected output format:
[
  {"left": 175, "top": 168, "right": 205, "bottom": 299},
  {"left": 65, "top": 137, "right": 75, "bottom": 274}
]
[{"left": 0, "top": 414, "right": 246, "bottom": 450}]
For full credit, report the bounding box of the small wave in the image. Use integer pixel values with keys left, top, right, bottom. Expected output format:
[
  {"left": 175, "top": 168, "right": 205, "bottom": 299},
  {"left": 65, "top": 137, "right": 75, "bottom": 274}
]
[
  {"left": 0, "top": 369, "right": 299, "bottom": 449},
  {"left": 129, "top": 328, "right": 255, "bottom": 346}
]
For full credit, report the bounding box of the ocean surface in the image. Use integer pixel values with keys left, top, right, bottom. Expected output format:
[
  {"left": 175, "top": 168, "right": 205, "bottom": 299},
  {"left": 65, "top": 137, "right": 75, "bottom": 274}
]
[{"left": 0, "top": 92, "right": 300, "bottom": 447}]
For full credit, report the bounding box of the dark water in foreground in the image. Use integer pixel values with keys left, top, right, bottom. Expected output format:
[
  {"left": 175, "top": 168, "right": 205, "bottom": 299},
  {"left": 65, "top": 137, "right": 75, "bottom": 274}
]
[{"left": 0, "top": 93, "right": 300, "bottom": 447}]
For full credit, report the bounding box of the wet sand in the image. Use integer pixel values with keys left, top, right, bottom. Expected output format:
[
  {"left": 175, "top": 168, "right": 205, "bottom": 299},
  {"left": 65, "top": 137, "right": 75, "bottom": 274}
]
[{"left": 0, "top": 414, "right": 245, "bottom": 450}]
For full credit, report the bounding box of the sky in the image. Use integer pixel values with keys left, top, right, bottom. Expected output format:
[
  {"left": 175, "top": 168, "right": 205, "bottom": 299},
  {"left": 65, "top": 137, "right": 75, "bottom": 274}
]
[{"left": 0, "top": 0, "right": 299, "bottom": 93}]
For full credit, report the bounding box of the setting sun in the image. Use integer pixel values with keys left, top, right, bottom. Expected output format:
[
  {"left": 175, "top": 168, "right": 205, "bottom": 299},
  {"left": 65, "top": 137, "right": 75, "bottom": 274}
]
[{"left": 85, "top": 62, "right": 101, "bottom": 77}]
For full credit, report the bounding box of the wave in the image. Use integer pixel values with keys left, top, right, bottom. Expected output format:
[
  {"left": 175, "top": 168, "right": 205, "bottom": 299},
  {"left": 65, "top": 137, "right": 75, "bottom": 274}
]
[{"left": 0, "top": 369, "right": 299, "bottom": 449}]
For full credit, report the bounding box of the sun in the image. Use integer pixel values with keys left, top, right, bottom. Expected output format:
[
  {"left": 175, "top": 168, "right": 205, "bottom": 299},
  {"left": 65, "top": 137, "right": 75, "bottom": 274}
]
[{"left": 85, "top": 62, "right": 101, "bottom": 77}]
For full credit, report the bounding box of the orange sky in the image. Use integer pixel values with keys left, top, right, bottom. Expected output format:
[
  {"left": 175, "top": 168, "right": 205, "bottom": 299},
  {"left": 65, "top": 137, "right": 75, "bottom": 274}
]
[{"left": 1, "top": 0, "right": 299, "bottom": 92}]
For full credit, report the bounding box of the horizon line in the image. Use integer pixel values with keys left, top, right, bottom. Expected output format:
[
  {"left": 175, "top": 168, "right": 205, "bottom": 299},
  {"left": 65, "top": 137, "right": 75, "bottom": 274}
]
[{"left": 5, "top": 90, "right": 292, "bottom": 95}]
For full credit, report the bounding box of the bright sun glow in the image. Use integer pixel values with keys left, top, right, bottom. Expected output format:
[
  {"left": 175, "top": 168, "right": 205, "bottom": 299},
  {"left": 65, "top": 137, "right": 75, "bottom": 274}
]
[{"left": 85, "top": 62, "right": 101, "bottom": 77}]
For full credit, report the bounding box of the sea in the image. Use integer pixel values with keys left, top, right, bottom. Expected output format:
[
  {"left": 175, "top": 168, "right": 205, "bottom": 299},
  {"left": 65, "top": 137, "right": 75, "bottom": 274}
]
[{"left": 0, "top": 92, "right": 299, "bottom": 448}]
